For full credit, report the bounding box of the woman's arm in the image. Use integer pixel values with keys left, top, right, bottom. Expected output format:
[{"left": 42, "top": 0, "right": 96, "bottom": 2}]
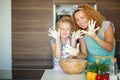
[{"left": 94, "top": 23, "right": 115, "bottom": 52}]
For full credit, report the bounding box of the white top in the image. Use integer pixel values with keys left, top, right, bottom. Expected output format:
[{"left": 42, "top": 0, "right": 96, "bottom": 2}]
[{"left": 41, "top": 69, "right": 86, "bottom": 80}]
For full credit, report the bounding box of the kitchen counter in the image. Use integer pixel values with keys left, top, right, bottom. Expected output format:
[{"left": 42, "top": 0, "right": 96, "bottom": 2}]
[
  {"left": 41, "top": 69, "right": 86, "bottom": 80},
  {"left": 1, "top": 69, "right": 120, "bottom": 80}
]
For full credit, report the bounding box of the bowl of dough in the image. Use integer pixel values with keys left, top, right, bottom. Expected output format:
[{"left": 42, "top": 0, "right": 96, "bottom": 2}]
[{"left": 59, "top": 59, "right": 87, "bottom": 74}]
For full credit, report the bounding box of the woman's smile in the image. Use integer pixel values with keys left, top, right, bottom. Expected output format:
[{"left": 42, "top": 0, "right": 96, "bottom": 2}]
[{"left": 75, "top": 11, "right": 88, "bottom": 29}]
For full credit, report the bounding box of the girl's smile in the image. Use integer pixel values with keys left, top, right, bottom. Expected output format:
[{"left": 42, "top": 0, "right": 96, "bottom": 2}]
[{"left": 60, "top": 23, "right": 71, "bottom": 39}]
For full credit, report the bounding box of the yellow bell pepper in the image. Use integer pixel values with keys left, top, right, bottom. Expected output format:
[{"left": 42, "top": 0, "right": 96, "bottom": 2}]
[{"left": 86, "top": 71, "right": 97, "bottom": 80}]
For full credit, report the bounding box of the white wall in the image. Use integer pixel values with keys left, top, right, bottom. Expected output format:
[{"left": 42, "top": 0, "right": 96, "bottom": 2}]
[{"left": 0, "top": 0, "right": 11, "bottom": 70}]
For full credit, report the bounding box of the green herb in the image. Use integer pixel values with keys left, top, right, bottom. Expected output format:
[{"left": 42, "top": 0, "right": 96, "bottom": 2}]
[{"left": 87, "top": 62, "right": 109, "bottom": 75}]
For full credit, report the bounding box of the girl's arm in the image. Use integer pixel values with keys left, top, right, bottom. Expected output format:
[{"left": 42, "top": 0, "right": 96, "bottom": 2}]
[
  {"left": 77, "top": 39, "right": 88, "bottom": 59},
  {"left": 51, "top": 39, "right": 61, "bottom": 59},
  {"left": 71, "top": 30, "right": 83, "bottom": 48},
  {"left": 94, "top": 23, "right": 115, "bottom": 52},
  {"left": 49, "top": 28, "right": 62, "bottom": 59}
]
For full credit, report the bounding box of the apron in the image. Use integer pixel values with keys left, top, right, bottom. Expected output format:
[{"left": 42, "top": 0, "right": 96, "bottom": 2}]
[{"left": 83, "top": 21, "right": 115, "bottom": 65}]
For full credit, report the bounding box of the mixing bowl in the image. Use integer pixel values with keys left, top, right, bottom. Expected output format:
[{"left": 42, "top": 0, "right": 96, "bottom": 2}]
[{"left": 59, "top": 59, "right": 87, "bottom": 74}]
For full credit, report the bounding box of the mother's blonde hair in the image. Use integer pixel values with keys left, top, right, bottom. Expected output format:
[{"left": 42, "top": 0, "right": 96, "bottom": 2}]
[{"left": 72, "top": 4, "right": 106, "bottom": 31}]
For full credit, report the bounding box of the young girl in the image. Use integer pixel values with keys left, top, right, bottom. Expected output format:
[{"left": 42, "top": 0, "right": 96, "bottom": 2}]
[{"left": 48, "top": 16, "right": 82, "bottom": 70}]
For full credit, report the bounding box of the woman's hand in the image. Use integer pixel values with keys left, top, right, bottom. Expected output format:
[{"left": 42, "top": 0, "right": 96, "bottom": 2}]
[
  {"left": 62, "top": 43, "right": 80, "bottom": 56},
  {"left": 48, "top": 28, "right": 60, "bottom": 40},
  {"left": 82, "top": 20, "right": 100, "bottom": 39}
]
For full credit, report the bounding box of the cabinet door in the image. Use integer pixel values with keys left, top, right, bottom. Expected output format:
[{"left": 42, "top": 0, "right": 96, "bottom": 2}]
[
  {"left": 97, "top": 0, "right": 120, "bottom": 40},
  {"left": 12, "top": 0, "right": 53, "bottom": 69},
  {"left": 54, "top": 0, "right": 96, "bottom": 4}
]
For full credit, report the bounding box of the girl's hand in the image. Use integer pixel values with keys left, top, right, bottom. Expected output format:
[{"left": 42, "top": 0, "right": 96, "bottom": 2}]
[
  {"left": 62, "top": 43, "right": 80, "bottom": 56},
  {"left": 48, "top": 28, "right": 60, "bottom": 40},
  {"left": 72, "top": 30, "right": 83, "bottom": 41},
  {"left": 82, "top": 20, "right": 100, "bottom": 39}
]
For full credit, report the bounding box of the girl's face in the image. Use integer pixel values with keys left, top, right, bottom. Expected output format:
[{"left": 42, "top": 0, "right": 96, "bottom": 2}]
[
  {"left": 59, "top": 23, "right": 71, "bottom": 39},
  {"left": 74, "top": 10, "right": 88, "bottom": 29}
]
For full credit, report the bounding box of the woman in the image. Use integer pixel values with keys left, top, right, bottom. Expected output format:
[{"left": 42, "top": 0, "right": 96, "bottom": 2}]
[{"left": 72, "top": 4, "right": 115, "bottom": 65}]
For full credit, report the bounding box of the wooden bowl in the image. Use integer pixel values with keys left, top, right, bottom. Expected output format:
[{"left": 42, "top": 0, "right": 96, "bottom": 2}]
[{"left": 59, "top": 59, "right": 87, "bottom": 74}]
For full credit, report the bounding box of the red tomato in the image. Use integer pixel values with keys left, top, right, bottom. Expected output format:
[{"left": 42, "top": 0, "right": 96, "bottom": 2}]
[
  {"left": 96, "top": 74, "right": 103, "bottom": 80},
  {"left": 102, "top": 75, "right": 109, "bottom": 80}
]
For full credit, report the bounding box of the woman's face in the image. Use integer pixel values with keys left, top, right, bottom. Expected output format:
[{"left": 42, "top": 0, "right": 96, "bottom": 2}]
[
  {"left": 74, "top": 10, "right": 88, "bottom": 29},
  {"left": 59, "top": 23, "right": 71, "bottom": 39}
]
